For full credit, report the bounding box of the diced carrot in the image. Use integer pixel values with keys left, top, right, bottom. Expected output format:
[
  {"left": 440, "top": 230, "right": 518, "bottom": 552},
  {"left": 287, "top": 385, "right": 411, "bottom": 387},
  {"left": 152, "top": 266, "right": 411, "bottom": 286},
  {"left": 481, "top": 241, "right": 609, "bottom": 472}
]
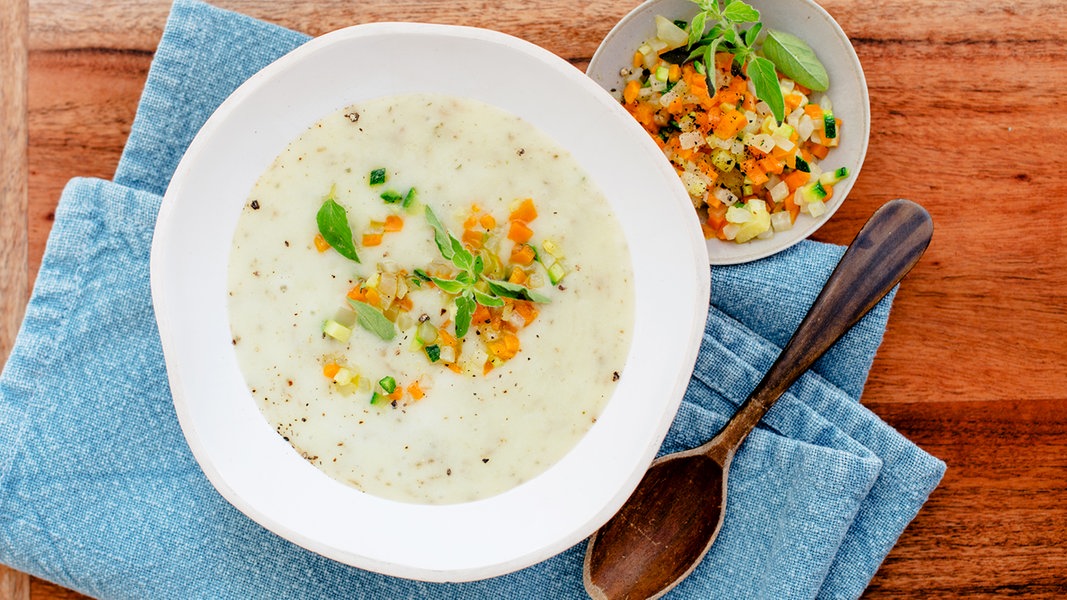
[
  {"left": 513, "top": 300, "right": 538, "bottom": 326},
  {"left": 758, "top": 155, "right": 784, "bottom": 175},
  {"left": 509, "top": 198, "right": 538, "bottom": 223},
  {"left": 483, "top": 360, "right": 495, "bottom": 376},
  {"left": 667, "top": 63, "right": 681, "bottom": 82},
  {"left": 718, "top": 89, "right": 743, "bottom": 107},
  {"left": 809, "top": 143, "right": 830, "bottom": 159},
  {"left": 395, "top": 295, "right": 414, "bottom": 311},
  {"left": 313, "top": 233, "right": 330, "bottom": 253},
  {"left": 783, "top": 170, "right": 810, "bottom": 191},
  {"left": 508, "top": 266, "right": 527, "bottom": 285},
  {"left": 804, "top": 104, "right": 824, "bottom": 119},
  {"left": 784, "top": 193, "right": 801, "bottom": 221},
  {"left": 713, "top": 110, "right": 747, "bottom": 139},
  {"left": 363, "top": 287, "right": 381, "bottom": 307},
  {"left": 407, "top": 380, "right": 425, "bottom": 400},
  {"left": 362, "top": 233, "right": 383, "bottom": 247},
  {"left": 388, "top": 387, "right": 404, "bottom": 401},
  {"left": 446, "top": 362, "right": 463, "bottom": 374},
  {"left": 784, "top": 92, "right": 804, "bottom": 114},
  {"left": 471, "top": 303, "right": 491, "bottom": 325},
  {"left": 347, "top": 286, "right": 366, "bottom": 302},
  {"left": 507, "top": 220, "right": 534, "bottom": 244},
  {"left": 322, "top": 363, "right": 341, "bottom": 379},
  {"left": 510, "top": 243, "right": 536, "bottom": 266},
  {"left": 623, "top": 79, "right": 641, "bottom": 104},
  {"left": 478, "top": 213, "right": 496, "bottom": 229},
  {"left": 632, "top": 51, "right": 643, "bottom": 69},
  {"left": 462, "top": 228, "right": 484, "bottom": 249},
  {"left": 383, "top": 215, "right": 404, "bottom": 232}
]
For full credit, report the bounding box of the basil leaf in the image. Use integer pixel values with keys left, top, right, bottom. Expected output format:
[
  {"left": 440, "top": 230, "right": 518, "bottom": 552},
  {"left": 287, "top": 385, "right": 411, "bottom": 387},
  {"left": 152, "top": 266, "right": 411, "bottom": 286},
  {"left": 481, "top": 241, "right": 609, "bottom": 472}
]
[
  {"left": 430, "top": 277, "right": 467, "bottom": 295},
  {"left": 316, "top": 198, "right": 360, "bottom": 263},
  {"left": 472, "top": 254, "right": 484, "bottom": 277},
  {"left": 762, "top": 29, "right": 829, "bottom": 92},
  {"left": 347, "top": 300, "right": 396, "bottom": 340},
  {"left": 424, "top": 206, "right": 454, "bottom": 260},
  {"left": 485, "top": 279, "right": 552, "bottom": 304},
  {"left": 472, "top": 289, "right": 504, "bottom": 307},
  {"left": 454, "top": 294, "right": 475, "bottom": 338},
  {"left": 723, "top": 1, "right": 760, "bottom": 24},
  {"left": 747, "top": 55, "right": 785, "bottom": 124}
]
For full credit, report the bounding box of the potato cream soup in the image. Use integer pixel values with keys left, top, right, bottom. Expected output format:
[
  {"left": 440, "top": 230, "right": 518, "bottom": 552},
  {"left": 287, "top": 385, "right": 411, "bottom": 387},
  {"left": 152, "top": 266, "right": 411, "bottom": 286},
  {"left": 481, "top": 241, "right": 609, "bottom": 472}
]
[{"left": 227, "top": 93, "right": 634, "bottom": 504}]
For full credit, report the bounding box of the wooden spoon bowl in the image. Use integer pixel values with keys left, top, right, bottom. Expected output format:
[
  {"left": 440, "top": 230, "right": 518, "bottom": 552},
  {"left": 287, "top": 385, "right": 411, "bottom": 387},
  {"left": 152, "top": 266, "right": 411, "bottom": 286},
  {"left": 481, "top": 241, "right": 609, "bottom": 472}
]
[{"left": 583, "top": 199, "right": 934, "bottom": 599}]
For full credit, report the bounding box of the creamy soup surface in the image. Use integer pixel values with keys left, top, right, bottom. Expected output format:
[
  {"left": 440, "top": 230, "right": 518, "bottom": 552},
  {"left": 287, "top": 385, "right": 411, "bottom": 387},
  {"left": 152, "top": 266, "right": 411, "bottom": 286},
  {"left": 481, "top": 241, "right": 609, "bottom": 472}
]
[{"left": 228, "top": 93, "right": 635, "bottom": 504}]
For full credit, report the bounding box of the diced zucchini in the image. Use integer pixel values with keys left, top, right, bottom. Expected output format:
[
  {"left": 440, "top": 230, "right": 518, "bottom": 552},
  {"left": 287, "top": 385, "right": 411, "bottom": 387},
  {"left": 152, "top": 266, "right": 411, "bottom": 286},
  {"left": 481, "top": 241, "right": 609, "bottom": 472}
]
[
  {"left": 819, "top": 166, "right": 849, "bottom": 186},
  {"left": 322, "top": 319, "right": 352, "bottom": 342},
  {"left": 547, "top": 261, "right": 567, "bottom": 285},
  {"left": 823, "top": 111, "right": 837, "bottom": 139},
  {"left": 369, "top": 168, "right": 387, "bottom": 186}
]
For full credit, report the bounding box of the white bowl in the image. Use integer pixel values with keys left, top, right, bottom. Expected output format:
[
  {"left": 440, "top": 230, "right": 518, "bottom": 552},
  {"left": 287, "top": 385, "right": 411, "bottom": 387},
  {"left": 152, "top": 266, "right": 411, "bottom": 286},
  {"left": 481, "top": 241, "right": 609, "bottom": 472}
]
[
  {"left": 151, "top": 23, "right": 710, "bottom": 582},
  {"left": 587, "top": 0, "right": 869, "bottom": 265}
]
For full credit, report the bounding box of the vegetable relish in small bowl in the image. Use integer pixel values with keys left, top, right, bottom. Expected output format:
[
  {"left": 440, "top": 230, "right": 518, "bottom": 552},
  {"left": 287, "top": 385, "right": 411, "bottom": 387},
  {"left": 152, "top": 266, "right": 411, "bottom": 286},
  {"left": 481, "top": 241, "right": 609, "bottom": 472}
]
[{"left": 588, "top": 0, "right": 869, "bottom": 264}]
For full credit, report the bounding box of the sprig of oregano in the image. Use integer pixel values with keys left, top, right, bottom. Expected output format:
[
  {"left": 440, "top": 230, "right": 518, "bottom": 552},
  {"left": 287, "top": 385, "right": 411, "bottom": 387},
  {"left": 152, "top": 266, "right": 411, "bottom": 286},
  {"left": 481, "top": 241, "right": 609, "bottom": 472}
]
[
  {"left": 680, "top": 0, "right": 828, "bottom": 124},
  {"left": 424, "top": 206, "right": 549, "bottom": 338}
]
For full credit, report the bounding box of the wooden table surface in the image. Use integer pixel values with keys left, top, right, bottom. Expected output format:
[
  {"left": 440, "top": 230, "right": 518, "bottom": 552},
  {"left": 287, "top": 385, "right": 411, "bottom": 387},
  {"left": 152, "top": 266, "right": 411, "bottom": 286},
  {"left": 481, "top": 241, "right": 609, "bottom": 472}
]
[{"left": 2, "top": 0, "right": 1065, "bottom": 598}]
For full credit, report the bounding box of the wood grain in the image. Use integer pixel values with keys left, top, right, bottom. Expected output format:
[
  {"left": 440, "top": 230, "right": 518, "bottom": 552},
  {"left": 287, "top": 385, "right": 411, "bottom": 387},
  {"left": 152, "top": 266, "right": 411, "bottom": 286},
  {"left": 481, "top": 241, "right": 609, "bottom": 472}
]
[
  {"left": 0, "top": 0, "right": 29, "bottom": 596},
  {"left": 3, "top": 1, "right": 1066, "bottom": 599}
]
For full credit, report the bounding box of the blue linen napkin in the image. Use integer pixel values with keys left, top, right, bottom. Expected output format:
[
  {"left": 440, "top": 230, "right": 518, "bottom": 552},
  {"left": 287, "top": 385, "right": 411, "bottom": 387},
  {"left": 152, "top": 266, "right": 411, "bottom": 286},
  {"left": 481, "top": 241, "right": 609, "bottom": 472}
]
[{"left": 0, "top": 1, "right": 945, "bottom": 598}]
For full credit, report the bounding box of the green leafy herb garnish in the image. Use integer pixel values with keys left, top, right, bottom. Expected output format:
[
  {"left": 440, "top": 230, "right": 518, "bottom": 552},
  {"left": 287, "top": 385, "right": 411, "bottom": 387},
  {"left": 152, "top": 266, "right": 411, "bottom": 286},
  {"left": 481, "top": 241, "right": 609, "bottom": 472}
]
[
  {"left": 423, "top": 205, "right": 549, "bottom": 338},
  {"left": 761, "top": 29, "right": 829, "bottom": 92},
  {"left": 347, "top": 299, "right": 396, "bottom": 340},
  {"left": 316, "top": 187, "right": 360, "bottom": 263},
  {"left": 681, "top": 0, "right": 828, "bottom": 123}
]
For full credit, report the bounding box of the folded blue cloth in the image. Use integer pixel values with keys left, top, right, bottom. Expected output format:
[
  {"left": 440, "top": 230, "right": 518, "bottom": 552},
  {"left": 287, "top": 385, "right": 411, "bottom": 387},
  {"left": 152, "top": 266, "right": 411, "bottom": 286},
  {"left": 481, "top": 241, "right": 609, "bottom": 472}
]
[{"left": 0, "top": 1, "right": 945, "bottom": 598}]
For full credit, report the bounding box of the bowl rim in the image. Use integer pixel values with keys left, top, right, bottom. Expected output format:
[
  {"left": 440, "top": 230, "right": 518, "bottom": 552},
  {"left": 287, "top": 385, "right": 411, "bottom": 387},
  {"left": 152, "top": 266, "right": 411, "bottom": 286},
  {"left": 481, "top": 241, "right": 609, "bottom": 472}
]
[
  {"left": 151, "top": 21, "right": 711, "bottom": 581},
  {"left": 587, "top": 0, "right": 870, "bottom": 265}
]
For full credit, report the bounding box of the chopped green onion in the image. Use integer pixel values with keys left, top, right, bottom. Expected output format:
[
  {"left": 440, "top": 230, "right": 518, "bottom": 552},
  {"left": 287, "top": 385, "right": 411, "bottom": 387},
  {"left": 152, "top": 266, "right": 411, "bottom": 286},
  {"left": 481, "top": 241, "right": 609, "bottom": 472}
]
[{"left": 369, "top": 168, "right": 387, "bottom": 185}]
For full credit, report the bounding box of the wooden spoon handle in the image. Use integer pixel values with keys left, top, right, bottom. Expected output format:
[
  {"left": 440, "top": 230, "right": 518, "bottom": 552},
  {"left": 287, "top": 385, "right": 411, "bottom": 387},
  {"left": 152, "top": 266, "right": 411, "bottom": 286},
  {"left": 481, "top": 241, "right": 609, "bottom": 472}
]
[{"left": 710, "top": 199, "right": 933, "bottom": 457}]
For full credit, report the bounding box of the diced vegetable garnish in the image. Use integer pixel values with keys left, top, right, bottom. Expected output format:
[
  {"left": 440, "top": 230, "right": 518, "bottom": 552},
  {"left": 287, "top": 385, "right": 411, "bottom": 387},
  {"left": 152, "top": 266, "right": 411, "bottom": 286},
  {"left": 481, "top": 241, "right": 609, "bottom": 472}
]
[{"left": 616, "top": 4, "right": 847, "bottom": 243}]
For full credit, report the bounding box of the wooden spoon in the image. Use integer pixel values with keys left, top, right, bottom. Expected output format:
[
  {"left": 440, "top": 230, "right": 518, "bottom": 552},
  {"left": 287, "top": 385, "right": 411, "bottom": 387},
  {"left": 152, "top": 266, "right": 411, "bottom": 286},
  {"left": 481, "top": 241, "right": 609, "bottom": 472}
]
[{"left": 583, "top": 199, "right": 933, "bottom": 600}]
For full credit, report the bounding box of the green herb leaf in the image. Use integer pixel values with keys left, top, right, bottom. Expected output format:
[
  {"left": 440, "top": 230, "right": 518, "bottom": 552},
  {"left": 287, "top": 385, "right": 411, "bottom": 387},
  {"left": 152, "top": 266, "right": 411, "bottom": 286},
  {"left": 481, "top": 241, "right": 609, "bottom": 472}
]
[
  {"left": 744, "top": 21, "right": 762, "bottom": 47},
  {"left": 430, "top": 277, "right": 467, "bottom": 295},
  {"left": 472, "top": 289, "right": 505, "bottom": 307},
  {"left": 747, "top": 55, "right": 785, "bottom": 123},
  {"left": 485, "top": 279, "right": 552, "bottom": 304},
  {"left": 723, "top": 1, "right": 760, "bottom": 24},
  {"left": 687, "top": 11, "right": 708, "bottom": 48},
  {"left": 316, "top": 197, "right": 360, "bottom": 263},
  {"left": 454, "top": 293, "right": 475, "bottom": 338},
  {"left": 762, "top": 29, "right": 829, "bottom": 92},
  {"left": 347, "top": 299, "right": 396, "bottom": 340},
  {"left": 450, "top": 237, "right": 473, "bottom": 271},
  {"left": 424, "top": 206, "right": 454, "bottom": 260}
]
